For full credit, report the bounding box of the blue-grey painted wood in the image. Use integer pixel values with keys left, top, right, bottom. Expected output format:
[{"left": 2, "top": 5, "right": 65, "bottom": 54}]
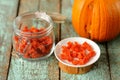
[
  {"left": 60, "top": 0, "right": 110, "bottom": 80},
  {"left": 2, "top": 0, "right": 119, "bottom": 80},
  {"left": 108, "top": 36, "right": 120, "bottom": 80},
  {"left": 0, "top": 0, "right": 18, "bottom": 80},
  {"left": 8, "top": 0, "right": 60, "bottom": 80},
  {"left": 39, "top": 0, "right": 61, "bottom": 80}
]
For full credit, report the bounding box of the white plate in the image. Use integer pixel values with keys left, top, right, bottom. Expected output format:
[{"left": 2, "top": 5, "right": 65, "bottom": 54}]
[{"left": 54, "top": 37, "right": 101, "bottom": 67}]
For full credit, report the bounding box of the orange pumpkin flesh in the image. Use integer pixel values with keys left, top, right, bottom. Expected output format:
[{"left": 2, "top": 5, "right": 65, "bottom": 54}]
[{"left": 72, "top": 0, "right": 120, "bottom": 42}]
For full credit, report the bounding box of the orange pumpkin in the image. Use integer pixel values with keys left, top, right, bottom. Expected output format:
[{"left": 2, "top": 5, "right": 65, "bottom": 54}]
[{"left": 72, "top": 0, "right": 120, "bottom": 42}]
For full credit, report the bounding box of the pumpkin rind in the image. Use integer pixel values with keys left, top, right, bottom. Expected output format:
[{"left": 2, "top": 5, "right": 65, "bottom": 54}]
[
  {"left": 72, "top": 0, "right": 86, "bottom": 37},
  {"left": 72, "top": 0, "right": 120, "bottom": 42}
]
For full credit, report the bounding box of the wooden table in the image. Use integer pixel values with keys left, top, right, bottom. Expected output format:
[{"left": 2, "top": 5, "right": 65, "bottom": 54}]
[{"left": 0, "top": 0, "right": 120, "bottom": 80}]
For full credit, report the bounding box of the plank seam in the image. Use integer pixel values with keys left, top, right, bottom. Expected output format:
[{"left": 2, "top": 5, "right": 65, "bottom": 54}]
[
  {"left": 105, "top": 43, "right": 112, "bottom": 80},
  {"left": 6, "top": 46, "right": 13, "bottom": 80},
  {"left": 38, "top": 0, "right": 40, "bottom": 11},
  {"left": 58, "top": 15, "right": 61, "bottom": 80},
  {"left": 16, "top": 0, "right": 21, "bottom": 16},
  {"left": 6, "top": 0, "right": 20, "bottom": 80},
  {"left": 59, "top": 0, "right": 62, "bottom": 80}
]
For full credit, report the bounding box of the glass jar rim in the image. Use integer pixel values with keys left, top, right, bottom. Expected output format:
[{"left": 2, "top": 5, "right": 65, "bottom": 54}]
[{"left": 13, "top": 11, "right": 53, "bottom": 37}]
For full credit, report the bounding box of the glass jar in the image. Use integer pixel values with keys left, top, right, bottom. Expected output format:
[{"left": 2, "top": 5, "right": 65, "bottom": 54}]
[{"left": 13, "top": 11, "right": 55, "bottom": 60}]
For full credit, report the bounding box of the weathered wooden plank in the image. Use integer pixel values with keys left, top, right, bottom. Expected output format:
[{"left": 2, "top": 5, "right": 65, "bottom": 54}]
[
  {"left": 0, "top": 0, "right": 18, "bottom": 80},
  {"left": 8, "top": 0, "right": 60, "bottom": 80},
  {"left": 39, "top": 0, "right": 61, "bottom": 41},
  {"left": 39, "top": 0, "right": 60, "bottom": 80},
  {"left": 60, "top": 0, "right": 110, "bottom": 80},
  {"left": 107, "top": 36, "right": 120, "bottom": 80},
  {"left": 18, "top": 0, "right": 39, "bottom": 15},
  {"left": 8, "top": 0, "right": 41, "bottom": 80}
]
